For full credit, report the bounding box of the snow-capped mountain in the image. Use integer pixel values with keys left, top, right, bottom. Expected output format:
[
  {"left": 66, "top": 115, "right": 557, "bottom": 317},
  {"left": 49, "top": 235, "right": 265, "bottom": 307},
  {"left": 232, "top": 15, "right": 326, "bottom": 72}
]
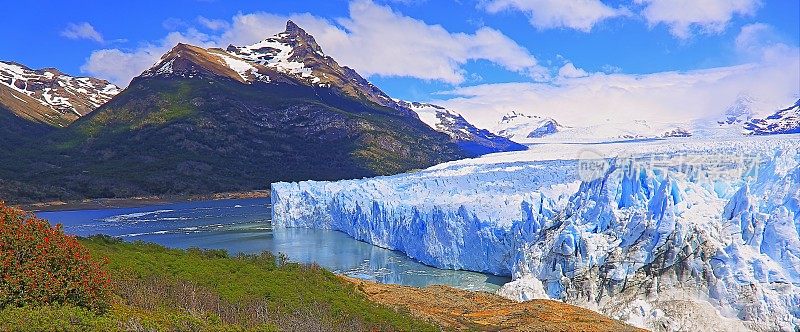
[
  {"left": 542, "top": 120, "right": 693, "bottom": 142},
  {"left": 493, "top": 111, "right": 564, "bottom": 140},
  {"left": 142, "top": 20, "right": 412, "bottom": 117},
  {"left": 272, "top": 136, "right": 800, "bottom": 331},
  {"left": 0, "top": 61, "right": 120, "bottom": 126},
  {"left": 399, "top": 101, "right": 526, "bottom": 156},
  {"left": 494, "top": 110, "right": 695, "bottom": 142},
  {"left": 3, "top": 20, "right": 467, "bottom": 203},
  {"left": 718, "top": 94, "right": 756, "bottom": 126},
  {"left": 743, "top": 99, "right": 800, "bottom": 135}
]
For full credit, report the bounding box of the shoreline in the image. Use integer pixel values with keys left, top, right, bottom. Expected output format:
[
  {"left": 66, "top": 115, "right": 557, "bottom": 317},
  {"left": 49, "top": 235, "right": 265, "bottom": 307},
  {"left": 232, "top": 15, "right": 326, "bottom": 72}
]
[{"left": 16, "top": 190, "right": 270, "bottom": 212}]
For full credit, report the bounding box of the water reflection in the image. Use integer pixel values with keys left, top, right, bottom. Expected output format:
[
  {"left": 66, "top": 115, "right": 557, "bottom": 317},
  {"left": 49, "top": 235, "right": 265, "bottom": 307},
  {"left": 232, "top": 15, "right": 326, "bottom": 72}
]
[{"left": 38, "top": 198, "right": 508, "bottom": 292}]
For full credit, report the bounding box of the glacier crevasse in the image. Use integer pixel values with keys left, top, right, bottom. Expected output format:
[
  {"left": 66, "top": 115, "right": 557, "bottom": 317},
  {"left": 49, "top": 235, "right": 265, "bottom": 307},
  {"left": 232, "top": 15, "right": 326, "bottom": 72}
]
[{"left": 272, "top": 139, "right": 800, "bottom": 331}]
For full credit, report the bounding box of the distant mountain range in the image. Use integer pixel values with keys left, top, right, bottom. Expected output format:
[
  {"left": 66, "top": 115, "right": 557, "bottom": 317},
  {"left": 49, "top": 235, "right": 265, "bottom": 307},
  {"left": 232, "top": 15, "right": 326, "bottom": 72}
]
[
  {"left": 399, "top": 101, "right": 526, "bottom": 156},
  {"left": 493, "top": 111, "right": 564, "bottom": 140},
  {"left": 743, "top": 99, "right": 800, "bottom": 135},
  {"left": 495, "top": 97, "right": 800, "bottom": 142},
  {"left": 0, "top": 21, "right": 797, "bottom": 204},
  {"left": 0, "top": 21, "right": 521, "bottom": 204},
  {"left": 491, "top": 111, "right": 692, "bottom": 142}
]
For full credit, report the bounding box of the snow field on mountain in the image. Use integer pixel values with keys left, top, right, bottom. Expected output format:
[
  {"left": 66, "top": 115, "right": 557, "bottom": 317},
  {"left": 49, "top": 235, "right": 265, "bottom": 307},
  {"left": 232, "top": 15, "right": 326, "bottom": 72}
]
[{"left": 0, "top": 60, "right": 120, "bottom": 116}]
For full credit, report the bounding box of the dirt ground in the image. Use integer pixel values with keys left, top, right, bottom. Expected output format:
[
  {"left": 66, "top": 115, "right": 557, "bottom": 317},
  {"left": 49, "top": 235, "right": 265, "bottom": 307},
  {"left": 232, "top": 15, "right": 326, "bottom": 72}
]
[{"left": 345, "top": 277, "right": 647, "bottom": 332}]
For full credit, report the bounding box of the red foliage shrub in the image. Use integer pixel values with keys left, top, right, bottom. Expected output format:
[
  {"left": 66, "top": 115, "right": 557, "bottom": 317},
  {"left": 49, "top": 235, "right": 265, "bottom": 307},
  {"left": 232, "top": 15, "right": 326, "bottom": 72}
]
[{"left": 0, "top": 202, "right": 111, "bottom": 311}]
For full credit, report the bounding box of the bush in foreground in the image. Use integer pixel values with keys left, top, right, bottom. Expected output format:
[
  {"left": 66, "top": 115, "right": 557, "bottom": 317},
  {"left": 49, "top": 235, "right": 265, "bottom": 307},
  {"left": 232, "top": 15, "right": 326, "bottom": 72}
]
[
  {"left": 0, "top": 207, "right": 434, "bottom": 331},
  {"left": 0, "top": 202, "right": 111, "bottom": 311}
]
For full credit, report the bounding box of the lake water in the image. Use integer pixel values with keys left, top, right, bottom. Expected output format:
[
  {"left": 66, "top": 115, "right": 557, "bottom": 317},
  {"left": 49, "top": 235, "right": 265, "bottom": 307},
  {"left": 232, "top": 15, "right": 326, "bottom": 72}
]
[{"left": 37, "top": 198, "right": 509, "bottom": 292}]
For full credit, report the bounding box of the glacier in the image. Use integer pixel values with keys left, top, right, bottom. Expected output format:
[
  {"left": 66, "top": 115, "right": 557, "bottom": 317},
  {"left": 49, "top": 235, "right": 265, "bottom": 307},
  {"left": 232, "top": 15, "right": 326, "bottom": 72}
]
[{"left": 272, "top": 136, "right": 800, "bottom": 331}]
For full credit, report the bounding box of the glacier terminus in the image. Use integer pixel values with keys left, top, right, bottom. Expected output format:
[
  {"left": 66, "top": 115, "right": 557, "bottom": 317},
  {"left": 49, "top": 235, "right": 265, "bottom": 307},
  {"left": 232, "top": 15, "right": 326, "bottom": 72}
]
[{"left": 273, "top": 135, "right": 800, "bottom": 331}]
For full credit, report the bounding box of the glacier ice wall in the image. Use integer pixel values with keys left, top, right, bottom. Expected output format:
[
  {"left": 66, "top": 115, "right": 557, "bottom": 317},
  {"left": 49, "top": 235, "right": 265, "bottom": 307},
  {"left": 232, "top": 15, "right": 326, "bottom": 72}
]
[
  {"left": 272, "top": 160, "right": 578, "bottom": 275},
  {"left": 272, "top": 138, "right": 800, "bottom": 331}
]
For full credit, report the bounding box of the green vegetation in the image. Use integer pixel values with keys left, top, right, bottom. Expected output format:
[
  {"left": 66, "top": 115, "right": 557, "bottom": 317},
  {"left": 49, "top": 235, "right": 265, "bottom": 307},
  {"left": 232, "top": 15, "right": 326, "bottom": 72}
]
[
  {"left": 0, "top": 235, "right": 436, "bottom": 331},
  {"left": 0, "top": 204, "right": 111, "bottom": 311},
  {"left": 0, "top": 303, "right": 251, "bottom": 332},
  {"left": 137, "top": 82, "right": 196, "bottom": 129},
  {"left": 0, "top": 106, "right": 53, "bottom": 150},
  {"left": 0, "top": 77, "right": 462, "bottom": 205}
]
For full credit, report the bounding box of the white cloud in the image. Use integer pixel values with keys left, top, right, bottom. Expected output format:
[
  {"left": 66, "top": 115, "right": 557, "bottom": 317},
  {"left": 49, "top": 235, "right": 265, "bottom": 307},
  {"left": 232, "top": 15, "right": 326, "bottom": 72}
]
[
  {"left": 557, "top": 62, "right": 588, "bottom": 78},
  {"left": 218, "top": 0, "right": 545, "bottom": 83},
  {"left": 197, "top": 16, "right": 230, "bottom": 31},
  {"left": 81, "top": 29, "right": 216, "bottom": 86},
  {"left": 735, "top": 23, "right": 772, "bottom": 52},
  {"left": 219, "top": 13, "right": 347, "bottom": 50},
  {"left": 436, "top": 52, "right": 799, "bottom": 129},
  {"left": 81, "top": 0, "right": 544, "bottom": 86},
  {"left": 636, "top": 0, "right": 761, "bottom": 38},
  {"left": 61, "top": 22, "right": 104, "bottom": 43},
  {"left": 483, "top": 0, "right": 629, "bottom": 32},
  {"left": 734, "top": 23, "right": 796, "bottom": 63},
  {"left": 333, "top": 0, "right": 545, "bottom": 83}
]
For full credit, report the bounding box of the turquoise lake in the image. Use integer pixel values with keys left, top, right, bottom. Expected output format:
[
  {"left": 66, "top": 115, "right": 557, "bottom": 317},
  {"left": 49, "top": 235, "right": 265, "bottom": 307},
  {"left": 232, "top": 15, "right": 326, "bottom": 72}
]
[{"left": 37, "top": 198, "right": 509, "bottom": 292}]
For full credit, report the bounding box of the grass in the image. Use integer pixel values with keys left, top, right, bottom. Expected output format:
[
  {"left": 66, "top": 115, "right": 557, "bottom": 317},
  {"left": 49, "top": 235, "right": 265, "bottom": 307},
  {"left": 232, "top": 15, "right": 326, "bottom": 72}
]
[{"left": 0, "top": 236, "right": 437, "bottom": 331}]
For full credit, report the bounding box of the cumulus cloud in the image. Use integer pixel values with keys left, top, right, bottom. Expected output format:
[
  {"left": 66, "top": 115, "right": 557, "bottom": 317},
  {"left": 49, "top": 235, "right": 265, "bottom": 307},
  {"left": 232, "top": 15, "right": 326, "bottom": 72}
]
[
  {"left": 734, "top": 23, "right": 796, "bottom": 62},
  {"left": 197, "top": 16, "right": 230, "bottom": 31},
  {"left": 81, "top": 0, "right": 544, "bottom": 86},
  {"left": 81, "top": 29, "right": 217, "bottom": 86},
  {"left": 331, "top": 0, "right": 545, "bottom": 82},
  {"left": 557, "top": 62, "right": 589, "bottom": 78},
  {"left": 436, "top": 51, "right": 799, "bottom": 129},
  {"left": 636, "top": 0, "right": 761, "bottom": 38},
  {"left": 483, "top": 0, "right": 629, "bottom": 32},
  {"left": 61, "top": 22, "right": 104, "bottom": 43}
]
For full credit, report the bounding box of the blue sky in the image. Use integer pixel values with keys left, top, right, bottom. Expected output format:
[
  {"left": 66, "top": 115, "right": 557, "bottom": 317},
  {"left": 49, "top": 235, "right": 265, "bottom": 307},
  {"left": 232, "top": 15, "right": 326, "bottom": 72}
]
[{"left": 2, "top": 0, "right": 798, "bottom": 126}]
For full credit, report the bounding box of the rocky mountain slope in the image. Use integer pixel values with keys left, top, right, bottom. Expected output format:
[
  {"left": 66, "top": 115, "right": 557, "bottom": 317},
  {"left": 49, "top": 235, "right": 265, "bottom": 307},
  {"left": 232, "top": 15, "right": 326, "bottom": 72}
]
[
  {"left": 0, "top": 21, "right": 466, "bottom": 203},
  {"left": 0, "top": 61, "right": 119, "bottom": 127},
  {"left": 0, "top": 61, "right": 119, "bottom": 151},
  {"left": 226, "top": 21, "right": 412, "bottom": 115},
  {"left": 400, "top": 101, "right": 526, "bottom": 156},
  {"left": 743, "top": 99, "right": 800, "bottom": 135},
  {"left": 493, "top": 111, "right": 564, "bottom": 140}
]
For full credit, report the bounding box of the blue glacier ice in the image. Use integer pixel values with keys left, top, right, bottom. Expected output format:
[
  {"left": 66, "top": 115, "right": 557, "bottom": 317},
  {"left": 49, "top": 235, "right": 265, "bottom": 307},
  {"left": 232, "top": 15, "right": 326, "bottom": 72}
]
[{"left": 272, "top": 136, "right": 800, "bottom": 331}]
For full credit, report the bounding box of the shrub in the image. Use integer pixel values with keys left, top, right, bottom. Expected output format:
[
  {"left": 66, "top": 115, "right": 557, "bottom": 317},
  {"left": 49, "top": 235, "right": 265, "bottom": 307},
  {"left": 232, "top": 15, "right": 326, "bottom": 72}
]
[{"left": 0, "top": 202, "right": 111, "bottom": 311}]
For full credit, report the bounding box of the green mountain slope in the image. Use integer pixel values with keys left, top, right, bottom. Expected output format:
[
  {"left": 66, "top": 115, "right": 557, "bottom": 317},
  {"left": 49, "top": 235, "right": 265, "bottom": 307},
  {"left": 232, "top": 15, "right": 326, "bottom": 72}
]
[{"left": 0, "top": 22, "right": 465, "bottom": 203}]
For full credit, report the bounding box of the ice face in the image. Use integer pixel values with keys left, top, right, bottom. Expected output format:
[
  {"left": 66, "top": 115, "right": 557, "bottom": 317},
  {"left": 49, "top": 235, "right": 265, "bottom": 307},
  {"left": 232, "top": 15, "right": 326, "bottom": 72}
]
[{"left": 272, "top": 136, "right": 800, "bottom": 331}]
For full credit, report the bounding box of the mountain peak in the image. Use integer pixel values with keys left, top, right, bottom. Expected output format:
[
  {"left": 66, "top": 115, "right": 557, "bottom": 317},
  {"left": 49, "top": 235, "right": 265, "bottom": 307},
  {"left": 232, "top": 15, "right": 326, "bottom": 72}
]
[
  {"left": 279, "top": 20, "right": 323, "bottom": 55},
  {"left": 495, "top": 111, "right": 563, "bottom": 139},
  {"left": 718, "top": 94, "right": 756, "bottom": 125},
  {"left": 285, "top": 20, "right": 301, "bottom": 34},
  {"left": 166, "top": 43, "right": 198, "bottom": 55},
  {"left": 141, "top": 20, "right": 409, "bottom": 115},
  {"left": 222, "top": 23, "right": 408, "bottom": 113},
  {"left": 0, "top": 60, "right": 120, "bottom": 127}
]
